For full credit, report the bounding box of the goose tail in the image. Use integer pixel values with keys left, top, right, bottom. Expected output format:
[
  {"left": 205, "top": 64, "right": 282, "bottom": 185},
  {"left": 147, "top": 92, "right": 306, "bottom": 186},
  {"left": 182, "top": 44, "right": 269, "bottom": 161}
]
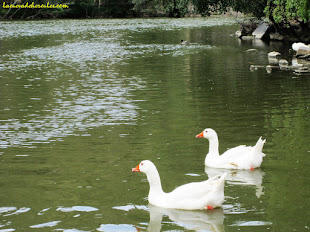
[
  {"left": 217, "top": 172, "right": 227, "bottom": 186},
  {"left": 254, "top": 137, "right": 266, "bottom": 157},
  {"left": 208, "top": 172, "right": 227, "bottom": 188}
]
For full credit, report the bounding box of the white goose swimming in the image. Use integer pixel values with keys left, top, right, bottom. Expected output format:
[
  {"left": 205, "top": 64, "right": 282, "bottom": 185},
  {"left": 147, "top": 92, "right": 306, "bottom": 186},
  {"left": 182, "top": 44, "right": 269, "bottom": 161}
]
[
  {"left": 132, "top": 160, "right": 226, "bottom": 210},
  {"left": 196, "top": 128, "right": 266, "bottom": 170}
]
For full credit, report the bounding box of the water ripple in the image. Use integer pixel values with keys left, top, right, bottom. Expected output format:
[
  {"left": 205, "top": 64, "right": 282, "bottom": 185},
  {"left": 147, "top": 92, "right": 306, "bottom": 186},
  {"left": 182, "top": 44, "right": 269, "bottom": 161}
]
[
  {"left": 0, "top": 74, "right": 143, "bottom": 148},
  {"left": 57, "top": 206, "right": 98, "bottom": 212},
  {"left": 29, "top": 220, "right": 61, "bottom": 228},
  {"left": 0, "top": 18, "right": 235, "bottom": 40},
  {"left": 0, "top": 18, "right": 229, "bottom": 149}
]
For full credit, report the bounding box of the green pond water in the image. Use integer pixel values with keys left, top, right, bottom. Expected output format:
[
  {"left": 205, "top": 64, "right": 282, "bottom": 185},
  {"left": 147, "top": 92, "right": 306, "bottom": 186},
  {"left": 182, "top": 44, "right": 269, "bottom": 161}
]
[{"left": 0, "top": 17, "right": 310, "bottom": 232}]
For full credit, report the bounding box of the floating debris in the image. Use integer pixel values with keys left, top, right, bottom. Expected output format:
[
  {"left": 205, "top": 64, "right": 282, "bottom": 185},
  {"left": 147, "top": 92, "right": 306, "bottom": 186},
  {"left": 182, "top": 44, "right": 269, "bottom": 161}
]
[
  {"left": 247, "top": 49, "right": 258, "bottom": 52},
  {"left": 250, "top": 65, "right": 265, "bottom": 71}
]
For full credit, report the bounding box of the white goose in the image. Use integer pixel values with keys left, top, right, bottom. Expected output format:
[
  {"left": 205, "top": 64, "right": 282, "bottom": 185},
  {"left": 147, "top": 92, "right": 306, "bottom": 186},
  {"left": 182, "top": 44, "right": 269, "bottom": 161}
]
[
  {"left": 292, "top": 42, "right": 308, "bottom": 52},
  {"left": 132, "top": 160, "right": 226, "bottom": 210},
  {"left": 196, "top": 128, "right": 266, "bottom": 170}
]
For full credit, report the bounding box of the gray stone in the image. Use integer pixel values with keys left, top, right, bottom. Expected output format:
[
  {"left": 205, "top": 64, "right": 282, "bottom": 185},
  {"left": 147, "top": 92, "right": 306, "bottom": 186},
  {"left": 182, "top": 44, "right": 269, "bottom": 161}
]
[
  {"left": 294, "top": 67, "right": 310, "bottom": 73},
  {"left": 279, "top": 59, "right": 289, "bottom": 66},
  {"left": 252, "top": 22, "right": 270, "bottom": 40},
  {"left": 268, "top": 51, "right": 281, "bottom": 58},
  {"left": 269, "top": 32, "right": 284, "bottom": 41},
  {"left": 240, "top": 36, "right": 254, "bottom": 40},
  {"left": 268, "top": 57, "right": 279, "bottom": 65},
  {"left": 235, "top": 30, "right": 242, "bottom": 38},
  {"left": 296, "top": 47, "right": 310, "bottom": 56}
]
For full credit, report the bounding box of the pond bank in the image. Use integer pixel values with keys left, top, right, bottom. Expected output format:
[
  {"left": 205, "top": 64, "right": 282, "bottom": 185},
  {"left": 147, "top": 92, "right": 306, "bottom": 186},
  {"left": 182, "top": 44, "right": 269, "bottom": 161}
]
[{"left": 236, "top": 18, "right": 310, "bottom": 43}]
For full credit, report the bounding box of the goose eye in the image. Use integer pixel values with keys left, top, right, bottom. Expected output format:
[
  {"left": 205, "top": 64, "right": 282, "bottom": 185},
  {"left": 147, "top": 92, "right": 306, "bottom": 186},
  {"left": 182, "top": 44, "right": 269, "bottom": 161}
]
[{"left": 140, "top": 163, "right": 143, "bottom": 166}]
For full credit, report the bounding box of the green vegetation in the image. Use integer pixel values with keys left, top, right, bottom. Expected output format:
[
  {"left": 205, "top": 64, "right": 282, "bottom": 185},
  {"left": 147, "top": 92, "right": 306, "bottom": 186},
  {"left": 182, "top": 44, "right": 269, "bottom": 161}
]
[
  {"left": 131, "top": 0, "right": 190, "bottom": 17},
  {"left": 0, "top": 0, "right": 309, "bottom": 26},
  {"left": 265, "top": 0, "right": 310, "bottom": 24},
  {"left": 192, "top": 0, "right": 267, "bottom": 18},
  {"left": 0, "top": 0, "right": 134, "bottom": 18}
]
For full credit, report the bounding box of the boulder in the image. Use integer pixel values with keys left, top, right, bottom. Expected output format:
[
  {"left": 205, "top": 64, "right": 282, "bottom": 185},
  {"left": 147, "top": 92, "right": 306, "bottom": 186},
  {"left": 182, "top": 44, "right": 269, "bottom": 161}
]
[
  {"left": 296, "top": 47, "right": 310, "bottom": 56},
  {"left": 279, "top": 59, "right": 289, "bottom": 66},
  {"left": 235, "top": 30, "right": 242, "bottom": 38},
  {"left": 268, "top": 51, "right": 281, "bottom": 58},
  {"left": 269, "top": 32, "right": 284, "bottom": 41},
  {"left": 252, "top": 22, "right": 270, "bottom": 40},
  {"left": 268, "top": 57, "right": 279, "bottom": 65},
  {"left": 294, "top": 67, "right": 310, "bottom": 73}
]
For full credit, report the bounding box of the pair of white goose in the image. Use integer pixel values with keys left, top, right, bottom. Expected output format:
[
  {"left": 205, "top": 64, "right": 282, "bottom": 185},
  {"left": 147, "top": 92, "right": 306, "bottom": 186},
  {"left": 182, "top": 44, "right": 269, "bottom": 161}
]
[{"left": 132, "top": 128, "right": 266, "bottom": 210}]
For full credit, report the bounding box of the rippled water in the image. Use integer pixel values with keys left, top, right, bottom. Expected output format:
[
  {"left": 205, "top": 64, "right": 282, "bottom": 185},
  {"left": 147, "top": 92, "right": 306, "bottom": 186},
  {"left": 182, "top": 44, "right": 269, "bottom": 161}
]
[{"left": 0, "top": 17, "right": 310, "bottom": 231}]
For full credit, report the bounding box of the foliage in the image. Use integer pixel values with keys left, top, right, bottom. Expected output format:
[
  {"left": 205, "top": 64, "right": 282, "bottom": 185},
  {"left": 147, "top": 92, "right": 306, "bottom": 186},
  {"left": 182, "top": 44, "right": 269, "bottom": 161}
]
[
  {"left": 0, "top": 0, "right": 309, "bottom": 22},
  {"left": 130, "top": 0, "right": 162, "bottom": 16},
  {"left": 0, "top": 0, "right": 70, "bottom": 19},
  {"left": 163, "top": 0, "right": 190, "bottom": 17},
  {"left": 191, "top": 0, "right": 267, "bottom": 18},
  {"left": 230, "top": 0, "right": 268, "bottom": 18},
  {"left": 100, "top": 0, "right": 134, "bottom": 17},
  {"left": 191, "top": 0, "right": 229, "bottom": 16},
  {"left": 130, "top": 0, "right": 190, "bottom": 17},
  {"left": 0, "top": 0, "right": 134, "bottom": 18},
  {"left": 264, "top": 0, "right": 310, "bottom": 23}
]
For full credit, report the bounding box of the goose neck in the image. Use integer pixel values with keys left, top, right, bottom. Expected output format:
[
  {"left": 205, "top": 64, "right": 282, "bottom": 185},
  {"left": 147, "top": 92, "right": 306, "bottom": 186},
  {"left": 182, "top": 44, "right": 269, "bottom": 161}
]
[
  {"left": 146, "top": 168, "right": 164, "bottom": 195},
  {"left": 208, "top": 137, "right": 220, "bottom": 156}
]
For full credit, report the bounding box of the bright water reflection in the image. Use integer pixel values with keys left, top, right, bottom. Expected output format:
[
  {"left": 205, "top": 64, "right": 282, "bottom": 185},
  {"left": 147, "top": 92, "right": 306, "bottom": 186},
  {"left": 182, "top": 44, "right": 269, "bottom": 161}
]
[
  {"left": 205, "top": 167, "right": 264, "bottom": 198},
  {"left": 0, "top": 17, "right": 310, "bottom": 231}
]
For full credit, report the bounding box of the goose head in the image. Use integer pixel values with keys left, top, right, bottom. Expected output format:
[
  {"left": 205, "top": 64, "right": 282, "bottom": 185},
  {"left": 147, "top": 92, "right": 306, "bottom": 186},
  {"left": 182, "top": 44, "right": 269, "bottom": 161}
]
[
  {"left": 196, "top": 128, "right": 218, "bottom": 140},
  {"left": 132, "top": 160, "right": 155, "bottom": 174}
]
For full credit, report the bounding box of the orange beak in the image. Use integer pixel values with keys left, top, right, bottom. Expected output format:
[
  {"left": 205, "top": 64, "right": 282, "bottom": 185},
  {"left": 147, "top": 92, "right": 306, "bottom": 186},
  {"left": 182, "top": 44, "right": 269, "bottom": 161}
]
[
  {"left": 196, "top": 131, "right": 204, "bottom": 138},
  {"left": 132, "top": 164, "right": 140, "bottom": 172}
]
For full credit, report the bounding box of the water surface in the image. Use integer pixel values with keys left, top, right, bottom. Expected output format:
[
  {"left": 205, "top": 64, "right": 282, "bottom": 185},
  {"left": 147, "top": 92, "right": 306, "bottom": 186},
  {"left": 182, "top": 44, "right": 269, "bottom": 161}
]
[{"left": 0, "top": 17, "right": 310, "bottom": 231}]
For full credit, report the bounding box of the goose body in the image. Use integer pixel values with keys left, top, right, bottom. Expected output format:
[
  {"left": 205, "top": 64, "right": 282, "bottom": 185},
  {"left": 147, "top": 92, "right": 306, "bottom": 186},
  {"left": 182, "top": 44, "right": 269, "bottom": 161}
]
[
  {"left": 132, "top": 160, "right": 226, "bottom": 210},
  {"left": 196, "top": 128, "right": 266, "bottom": 170},
  {"left": 292, "top": 42, "right": 308, "bottom": 52}
]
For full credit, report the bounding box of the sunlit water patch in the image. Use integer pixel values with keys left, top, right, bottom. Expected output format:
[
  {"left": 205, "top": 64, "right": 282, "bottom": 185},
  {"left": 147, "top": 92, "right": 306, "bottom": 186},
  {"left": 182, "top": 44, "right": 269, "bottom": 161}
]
[
  {"left": 112, "top": 205, "right": 148, "bottom": 211},
  {"left": 0, "top": 17, "right": 222, "bottom": 149},
  {"left": 230, "top": 220, "right": 273, "bottom": 226},
  {"left": 0, "top": 18, "right": 235, "bottom": 40},
  {"left": 0, "top": 33, "right": 148, "bottom": 148},
  {"left": 57, "top": 206, "right": 98, "bottom": 212},
  {"left": 97, "top": 224, "right": 138, "bottom": 232},
  {"left": 113, "top": 204, "right": 225, "bottom": 232},
  {"left": 29, "top": 220, "right": 61, "bottom": 229},
  {"left": 0, "top": 71, "right": 144, "bottom": 148}
]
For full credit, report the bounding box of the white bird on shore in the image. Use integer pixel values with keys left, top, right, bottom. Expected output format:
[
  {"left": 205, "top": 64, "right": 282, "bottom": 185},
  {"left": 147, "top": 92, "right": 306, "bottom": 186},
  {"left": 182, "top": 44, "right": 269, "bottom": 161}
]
[{"left": 292, "top": 42, "right": 308, "bottom": 52}]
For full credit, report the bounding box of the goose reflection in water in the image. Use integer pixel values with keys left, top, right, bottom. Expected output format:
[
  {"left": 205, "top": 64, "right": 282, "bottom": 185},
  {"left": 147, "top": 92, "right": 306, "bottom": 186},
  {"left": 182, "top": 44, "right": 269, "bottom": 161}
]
[
  {"left": 205, "top": 167, "right": 264, "bottom": 198},
  {"left": 143, "top": 204, "right": 225, "bottom": 232}
]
